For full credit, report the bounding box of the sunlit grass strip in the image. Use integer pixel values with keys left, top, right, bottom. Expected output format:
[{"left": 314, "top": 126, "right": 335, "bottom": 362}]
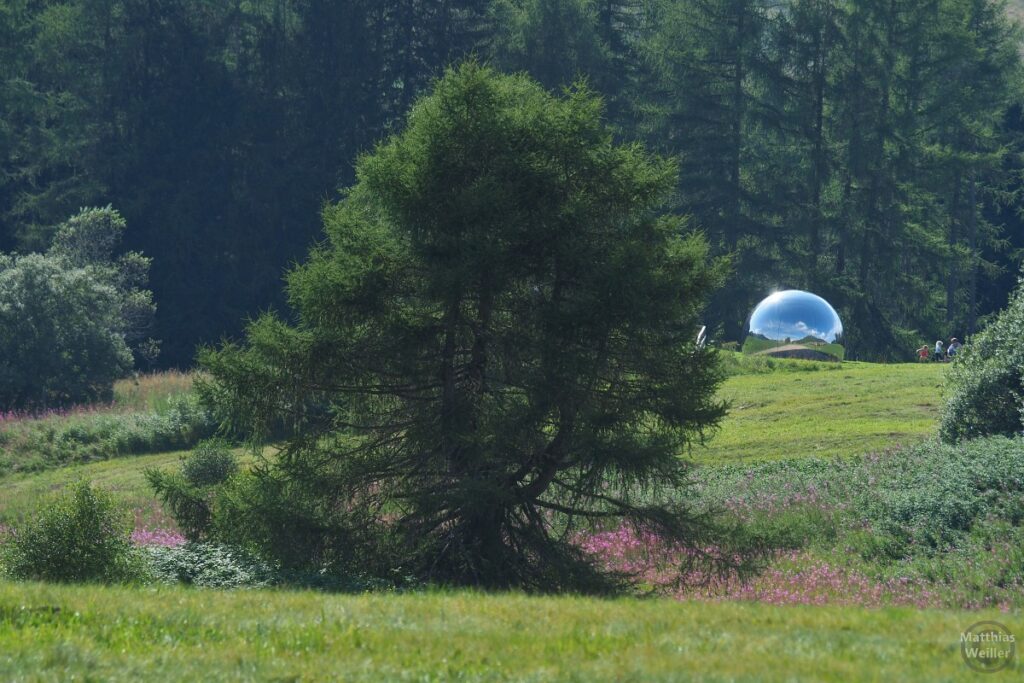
[
  {"left": 113, "top": 371, "right": 196, "bottom": 413},
  {"left": 0, "top": 372, "right": 195, "bottom": 428},
  {"left": 0, "top": 581, "right": 1017, "bottom": 681},
  {"left": 695, "top": 361, "right": 945, "bottom": 463}
]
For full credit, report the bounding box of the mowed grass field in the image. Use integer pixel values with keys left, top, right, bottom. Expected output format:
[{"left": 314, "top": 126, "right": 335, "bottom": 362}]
[
  {"left": 696, "top": 361, "right": 944, "bottom": 463},
  {"left": 0, "top": 582, "right": 1018, "bottom": 682},
  {"left": 0, "top": 451, "right": 183, "bottom": 527}
]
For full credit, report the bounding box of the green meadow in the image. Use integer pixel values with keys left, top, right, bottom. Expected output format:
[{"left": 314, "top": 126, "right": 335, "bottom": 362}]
[
  {"left": 698, "top": 360, "right": 944, "bottom": 463},
  {"left": 4, "top": 360, "right": 1019, "bottom": 682},
  {"left": 0, "top": 582, "right": 1016, "bottom": 682}
]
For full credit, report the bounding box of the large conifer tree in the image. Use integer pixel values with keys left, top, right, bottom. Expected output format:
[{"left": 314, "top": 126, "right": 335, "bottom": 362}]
[{"left": 199, "top": 63, "right": 741, "bottom": 589}]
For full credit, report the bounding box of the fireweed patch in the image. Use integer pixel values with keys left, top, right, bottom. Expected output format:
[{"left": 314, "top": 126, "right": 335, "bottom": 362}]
[
  {"left": 131, "top": 528, "right": 185, "bottom": 547},
  {"left": 573, "top": 436, "right": 1024, "bottom": 608},
  {"left": 579, "top": 525, "right": 944, "bottom": 608}
]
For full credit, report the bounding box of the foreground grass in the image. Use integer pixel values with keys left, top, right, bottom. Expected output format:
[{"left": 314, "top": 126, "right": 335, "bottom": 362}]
[
  {"left": 0, "top": 581, "right": 1017, "bottom": 682},
  {"left": 696, "top": 361, "right": 944, "bottom": 463}
]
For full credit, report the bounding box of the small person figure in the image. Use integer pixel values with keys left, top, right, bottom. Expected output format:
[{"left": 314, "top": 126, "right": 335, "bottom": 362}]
[
  {"left": 934, "top": 339, "right": 945, "bottom": 362},
  {"left": 947, "top": 337, "right": 962, "bottom": 359},
  {"left": 917, "top": 344, "right": 930, "bottom": 362}
]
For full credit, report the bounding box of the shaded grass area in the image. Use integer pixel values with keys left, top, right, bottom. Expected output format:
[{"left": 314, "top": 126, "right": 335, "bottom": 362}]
[
  {"left": 0, "top": 581, "right": 1017, "bottom": 682},
  {"left": 695, "top": 359, "right": 944, "bottom": 464}
]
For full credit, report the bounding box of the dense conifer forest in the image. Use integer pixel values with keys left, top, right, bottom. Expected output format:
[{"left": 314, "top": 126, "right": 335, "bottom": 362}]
[{"left": 2, "top": 0, "right": 1022, "bottom": 363}]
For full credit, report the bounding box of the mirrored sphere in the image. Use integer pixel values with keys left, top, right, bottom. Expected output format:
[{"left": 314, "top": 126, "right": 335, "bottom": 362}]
[{"left": 743, "top": 290, "right": 844, "bottom": 362}]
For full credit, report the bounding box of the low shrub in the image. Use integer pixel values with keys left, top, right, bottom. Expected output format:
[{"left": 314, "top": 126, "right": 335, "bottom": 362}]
[
  {"left": 143, "top": 541, "right": 404, "bottom": 592},
  {"left": 688, "top": 437, "right": 1024, "bottom": 607},
  {"left": 145, "top": 542, "right": 274, "bottom": 589},
  {"left": 1, "top": 482, "right": 146, "bottom": 583},
  {"left": 181, "top": 439, "right": 238, "bottom": 487},
  {"left": 696, "top": 437, "right": 1024, "bottom": 558}
]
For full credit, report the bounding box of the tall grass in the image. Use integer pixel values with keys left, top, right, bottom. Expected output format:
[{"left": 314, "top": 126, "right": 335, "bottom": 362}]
[
  {"left": 0, "top": 372, "right": 215, "bottom": 477},
  {"left": 113, "top": 371, "right": 196, "bottom": 412},
  {"left": 0, "top": 371, "right": 196, "bottom": 426}
]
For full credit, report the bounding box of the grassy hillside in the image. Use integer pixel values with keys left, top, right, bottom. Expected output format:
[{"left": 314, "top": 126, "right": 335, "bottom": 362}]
[
  {"left": 0, "top": 451, "right": 183, "bottom": 527},
  {"left": 0, "top": 581, "right": 1017, "bottom": 682},
  {"left": 696, "top": 360, "right": 944, "bottom": 463},
  {"left": 0, "top": 362, "right": 946, "bottom": 522}
]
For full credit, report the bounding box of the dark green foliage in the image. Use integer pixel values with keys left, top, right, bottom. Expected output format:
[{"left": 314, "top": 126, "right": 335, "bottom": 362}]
[
  {"left": 941, "top": 277, "right": 1024, "bottom": 442},
  {"left": 1, "top": 482, "right": 145, "bottom": 583},
  {"left": 0, "top": 207, "right": 155, "bottom": 411},
  {"left": 0, "top": 0, "right": 492, "bottom": 366},
  {"left": 180, "top": 439, "right": 238, "bottom": 488},
  {"left": 197, "top": 63, "right": 749, "bottom": 590},
  {"left": 0, "top": 253, "right": 131, "bottom": 409},
  {"left": 640, "top": 0, "right": 1022, "bottom": 357},
  {"left": 147, "top": 439, "right": 239, "bottom": 542},
  {"left": 1, "top": 0, "right": 1021, "bottom": 363}
]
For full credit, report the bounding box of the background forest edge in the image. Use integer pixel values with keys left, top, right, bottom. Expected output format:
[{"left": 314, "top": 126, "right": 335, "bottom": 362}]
[{"left": 1, "top": 0, "right": 1022, "bottom": 365}]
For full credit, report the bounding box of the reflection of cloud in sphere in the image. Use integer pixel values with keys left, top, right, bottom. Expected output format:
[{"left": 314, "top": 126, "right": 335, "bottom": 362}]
[{"left": 743, "top": 290, "right": 844, "bottom": 361}]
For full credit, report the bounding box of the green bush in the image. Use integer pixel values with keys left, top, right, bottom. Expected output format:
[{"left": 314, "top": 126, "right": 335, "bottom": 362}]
[
  {"left": 1, "top": 482, "right": 146, "bottom": 583},
  {"left": 143, "top": 541, "right": 406, "bottom": 592},
  {"left": 0, "top": 207, "right": 156, "bottom": 411},
  {"left": 941, "top": 277, "right": 1024, "bottom": 442},
  {"left": 181, "top": 439, "right": 238, "bottom": 487},
  {"left": 146, "top": 439, "right": 240, "bottom": 541}
]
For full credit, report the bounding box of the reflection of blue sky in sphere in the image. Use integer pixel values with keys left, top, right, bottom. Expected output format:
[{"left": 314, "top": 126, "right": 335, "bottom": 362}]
[{"left": 748, "top": 290, "right": 843, "bottom": 344}]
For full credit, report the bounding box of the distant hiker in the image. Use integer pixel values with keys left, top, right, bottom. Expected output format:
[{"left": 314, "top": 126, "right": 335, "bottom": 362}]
[
  {"left": 934, "top": 340, "right": 945, "bottom": 362},
  {"left": 917, "top": 345, "right": 930, "bottom": 362},
  {"left": 947, "top": 337, "right": 962, "bottom": 359}
]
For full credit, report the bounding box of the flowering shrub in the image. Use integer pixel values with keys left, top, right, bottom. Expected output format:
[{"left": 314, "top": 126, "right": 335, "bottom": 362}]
[
  {"left": 695, "top": 437, "right": 1024, "bottom": 555},
  {"left": 615, "top": 436, "right": 1024, "bottom": 609},
  {"left": 579, "top": 525, "right": 943, "bottom": 608},
  {"left": 132, "top": 527, "right": 186, "bottom": 547}
]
